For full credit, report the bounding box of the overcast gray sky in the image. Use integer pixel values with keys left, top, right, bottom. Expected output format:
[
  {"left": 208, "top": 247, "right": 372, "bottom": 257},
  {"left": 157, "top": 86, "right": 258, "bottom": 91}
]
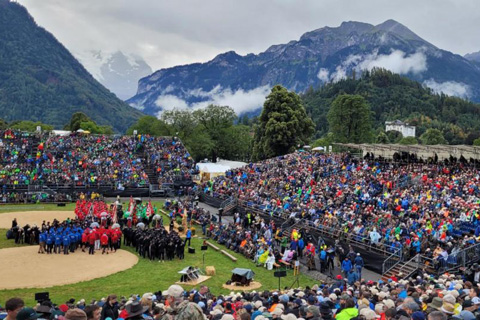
[{"left": 17, "top": 0, "right": 480, "bottom": 71}]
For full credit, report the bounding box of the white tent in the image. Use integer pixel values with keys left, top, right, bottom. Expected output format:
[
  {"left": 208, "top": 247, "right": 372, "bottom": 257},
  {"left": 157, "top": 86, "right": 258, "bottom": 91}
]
[{"left": 312, "top": 146, "right": 325, "bottom": 151}]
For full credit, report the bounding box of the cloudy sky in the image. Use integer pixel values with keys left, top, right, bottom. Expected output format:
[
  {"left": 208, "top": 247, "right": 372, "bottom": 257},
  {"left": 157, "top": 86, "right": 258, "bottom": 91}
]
[{"left": 17, "top": 0, "right": 480, "bottom": 72}]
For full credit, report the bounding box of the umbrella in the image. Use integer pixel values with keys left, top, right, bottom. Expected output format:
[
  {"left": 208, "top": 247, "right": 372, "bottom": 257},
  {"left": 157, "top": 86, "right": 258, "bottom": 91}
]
[
  {"left": 90, "top": 222, "right": 99, "bottom": 228},
  {"left": 112, "top": 223, "right": 120, "bottom": 229},
  {"left": 100, "top": 212, "right": 109, "bottom": 217},
  {"left": 153, "top": 214, "right": 161, "bottom": 221},
  {"left": 134, "top": 197, "right": 142, "bottom": 201},
  {"left": 303, "top": 145, "right": 312, "bottom": 149},
  {"left": 312, "top": 146, "right": 324, "bottom": 151},
  {"left": 136, "top": 222, "right": 145, "bottom": 229}
]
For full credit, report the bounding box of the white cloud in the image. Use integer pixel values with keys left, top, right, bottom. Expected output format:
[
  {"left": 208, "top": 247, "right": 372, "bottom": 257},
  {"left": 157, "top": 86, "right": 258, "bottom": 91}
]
[
  {"left": 153, "top": 85, "right": 271, "bottom": 117},
  {"left": 317, "top": 68, "right": 330, "bottom": 82},
  {"left": 358, "top": 50, "right": 427, "bottom": 74},
  {"left": 423, "top": 79, "right": 471, "bottom": 98},
  {"left": 189, "top": 86, "right": 271, "bottom": 114},
  {"left": 326, "top": 49, "right": 428, "bottom": 83},
  {"left": 155, "top": 94, "right": 189, "bottom": 111}
]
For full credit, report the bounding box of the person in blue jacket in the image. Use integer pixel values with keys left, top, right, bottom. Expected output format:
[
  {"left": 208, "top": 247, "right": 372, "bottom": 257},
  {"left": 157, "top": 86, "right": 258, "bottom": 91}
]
[
  {"left": 63, "top": 233, "right": 71, "bottom": 255},
  {"left": 341, "top": 257, "right": 352, "bottom": 278},
  {"left": 54, "top": 233, "right": 62, "bottom": 254},
  {"left": 38, "top": 231, "right": 47, "bottom": 254},
  {"left": 46, "top": 233, "right": 54, "bottom": 254},
  {"left": 347, "top": 269, "right": 358, "bottom": 285},
  {"left": 185, "top": 228, "right": 192, "bottom": 247},
  {"left": 69, "top": 232, "right": 77, "bottom": 252},
  {"left": 354, "top": 253, "right": 364, "bottom": 279}
]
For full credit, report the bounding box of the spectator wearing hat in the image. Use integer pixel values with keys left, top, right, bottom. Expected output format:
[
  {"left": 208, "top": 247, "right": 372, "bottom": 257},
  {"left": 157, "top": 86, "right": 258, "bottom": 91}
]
[
  {"left": 16, "top": 308, "right": 40, "bottom": 320},
  {"left": 354, "top": 253, "right": 364, "bottom": 279},
  {"left": 160, "top": 285, "right": 203, "bottom": 320},
  {"left": 5, "top": 298, "right": 24, "bottom": 320},
  {"left": 65, "top": 309, "right": 87, "bottom": 320},
  {"left": 305, "top": 305, "right": 320, "bottom": 320},
  {"left": 125, "top": 302, "right": 148, "bottom": 320}
]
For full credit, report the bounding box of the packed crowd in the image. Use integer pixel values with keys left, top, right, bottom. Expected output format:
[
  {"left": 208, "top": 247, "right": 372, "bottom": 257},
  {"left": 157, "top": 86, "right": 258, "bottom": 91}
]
[
  {"left": 203, "top": 152, "right": 480, "bottom": 263},
  {"left": 0, "top": 130, "right": 195, "bottom": 189},
  {"left": 4, "top": 265, "right": 480, "bottom": 320}
]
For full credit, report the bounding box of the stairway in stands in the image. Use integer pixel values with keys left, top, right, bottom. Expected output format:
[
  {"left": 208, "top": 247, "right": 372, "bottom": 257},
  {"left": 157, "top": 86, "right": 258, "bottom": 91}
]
[
  {"left": 382, "top": 258, "right": 418, "bottom": 281},
  {"left": 144, "top": 167, "right": 158, "bottom": 185}
]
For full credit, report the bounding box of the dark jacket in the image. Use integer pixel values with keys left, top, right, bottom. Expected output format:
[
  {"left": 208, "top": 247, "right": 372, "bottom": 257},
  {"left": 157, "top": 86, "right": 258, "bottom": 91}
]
[{"left": 101, "top": 302, "right": 118, "bottom": 320}]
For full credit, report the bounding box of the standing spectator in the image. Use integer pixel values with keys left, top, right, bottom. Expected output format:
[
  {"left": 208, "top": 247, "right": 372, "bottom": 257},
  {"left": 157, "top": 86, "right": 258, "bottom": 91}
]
[
  {"left": 185, "top": 228, "right": 192, "bottom": 247},
  {"left": 354, "top": 253, "right": 364, "bottom": 279},
  {"left": 341, "top": 257, "right": 352, "bottom": 278}
]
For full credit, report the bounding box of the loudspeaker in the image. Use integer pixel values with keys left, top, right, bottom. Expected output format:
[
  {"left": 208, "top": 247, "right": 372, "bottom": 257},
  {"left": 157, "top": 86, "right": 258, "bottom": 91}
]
[
  {"left": 35, "top": 292, "right": 49, "bottom": 302},
  {"left": 201, "top": 245, "right": 208, "bottom": 251},
  {"left": 57, "top": 203, "right": 66, "bottom": 207},
  {"left": 274, "top": 271, "right": 287, "bottom": 278},
  {"left": 188, "top": 247, "right": 195, "bottom": 254}
]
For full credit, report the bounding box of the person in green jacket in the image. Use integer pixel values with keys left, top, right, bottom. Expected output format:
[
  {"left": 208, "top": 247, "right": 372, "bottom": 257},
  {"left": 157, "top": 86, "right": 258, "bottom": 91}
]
[{"left": 335, "top": 298, "right": 358, "bottom": 320}]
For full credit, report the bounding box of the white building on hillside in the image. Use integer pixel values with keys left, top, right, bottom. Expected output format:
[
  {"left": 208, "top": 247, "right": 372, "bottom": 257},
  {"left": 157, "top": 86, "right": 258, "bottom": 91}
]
[{"left": 385, "top": 120, "right": 416, "bottom": 137}]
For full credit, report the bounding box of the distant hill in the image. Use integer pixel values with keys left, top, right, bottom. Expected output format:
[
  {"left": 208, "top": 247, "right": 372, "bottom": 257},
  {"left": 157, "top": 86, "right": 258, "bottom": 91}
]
[
  {"left": 0, "top": 0, "right": 143, "bottom": 132},
  {"left": 75, "top": 50, "right": 152, "bottom": 100},
  {"left": 302, "top": 68, "right": 480, "bottom": 144},
  {"left": 128, "top": 19, "right": 480, "bottom": 116}
]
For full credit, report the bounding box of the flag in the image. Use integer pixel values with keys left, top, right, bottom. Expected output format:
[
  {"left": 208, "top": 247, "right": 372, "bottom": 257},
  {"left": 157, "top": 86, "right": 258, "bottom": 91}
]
[
  {"left": 128, "top": 196, "right": 135, "bottom": 214},
  {"left": 112, "top": 202, "right": 118, "bottom": 224},
  {"left": 146, "top": 200, "right": 153, "bottom": 218}
]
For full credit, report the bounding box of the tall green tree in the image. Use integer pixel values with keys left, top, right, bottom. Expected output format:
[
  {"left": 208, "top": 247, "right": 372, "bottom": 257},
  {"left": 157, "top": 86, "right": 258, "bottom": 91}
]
[
  {"left": 126, "top": 116, "right": 170, "bottom": 136},
  {"left": 193, "top": 105, "right": 237, "bottom": 162},
  {"left": 327, "top": 94, "right": 372, "bottom": 143},
  {"left": 66, "top": 112, "right": 91, "bottom": 131},
  {"left": 161, "top": 109, "right": 198, "bottom": 141},
  {"left": 420, "top": 128, "right": 447, "bottom": 145},
  {"left": 252, "top": 85, "right": 315, "bottom": 161}
]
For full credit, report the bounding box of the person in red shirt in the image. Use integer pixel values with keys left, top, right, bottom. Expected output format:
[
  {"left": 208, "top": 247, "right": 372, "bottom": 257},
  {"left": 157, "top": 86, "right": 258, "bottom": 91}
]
[
  {"left": 81, "top": 231, "right": 88, "bottom": 252},
  {"left": 88, "top": 231, "right": 96, "bottom": 255},
  {"left": 101, "top": 232, "right": 109, "bottom": 254}
]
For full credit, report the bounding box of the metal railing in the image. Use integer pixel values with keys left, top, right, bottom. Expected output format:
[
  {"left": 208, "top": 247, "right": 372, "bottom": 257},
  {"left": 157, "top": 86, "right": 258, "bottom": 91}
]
[
  {"left": 396, "top": 254, "right": 421, "bottom": 278},
  {"left": 382, "top": 247, "right": 403, "bottom": 275}
]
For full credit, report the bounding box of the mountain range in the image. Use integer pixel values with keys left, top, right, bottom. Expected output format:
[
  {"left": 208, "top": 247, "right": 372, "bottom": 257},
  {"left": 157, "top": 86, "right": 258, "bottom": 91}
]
[
  {"left": 0, "top": 0, "right": 143, "bottom": 132},
  {"left": 127, "top": 19, "right": 480, "bottom": 116},
  {"left": 75, "top": 50, "right": 152, "bottom": 100}
]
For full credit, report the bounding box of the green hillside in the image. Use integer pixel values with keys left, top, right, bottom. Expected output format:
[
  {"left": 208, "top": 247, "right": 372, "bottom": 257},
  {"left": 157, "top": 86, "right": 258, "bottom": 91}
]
[
  {"left": 302, "top": 68, "right": 480, "bottom": 144},
  {"left": 0, "top": 0, "right": 143, "bottom": 132}
]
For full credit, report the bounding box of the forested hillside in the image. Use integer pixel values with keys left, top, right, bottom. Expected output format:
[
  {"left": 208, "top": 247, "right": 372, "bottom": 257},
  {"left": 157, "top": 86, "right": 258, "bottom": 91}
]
[
  {"left": 302, "top": 69, "right": 480, "bottom": 144},
  {"left": 0, "top": 0, "right": 143, "bottom": 132}
]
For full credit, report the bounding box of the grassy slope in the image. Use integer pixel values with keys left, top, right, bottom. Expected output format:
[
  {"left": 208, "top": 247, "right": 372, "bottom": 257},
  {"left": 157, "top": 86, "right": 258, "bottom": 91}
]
[{"left": 0, "top": 203, "right": 316, "bottom": 306}]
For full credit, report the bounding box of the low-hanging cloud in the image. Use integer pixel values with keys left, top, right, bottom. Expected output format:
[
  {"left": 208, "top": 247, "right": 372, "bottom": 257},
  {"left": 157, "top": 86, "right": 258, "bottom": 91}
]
[
  {"left": 358, "top": 50, "right": 427, "bottom": 74},
  {"left": 154, "top": 85, "right": 271, "bottom": 116},
  {"left": 423, "top": 79, "right": 471, "bottom": 98},
  {"left": 155, "top": 94, "right": 189, "bottom": 111},
  {"left": 321, "top": 49, "right": 428, "bottom": 83}
]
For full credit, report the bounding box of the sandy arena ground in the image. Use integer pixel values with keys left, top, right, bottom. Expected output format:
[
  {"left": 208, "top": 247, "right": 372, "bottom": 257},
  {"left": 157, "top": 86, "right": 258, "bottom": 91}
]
[
  {"left": 0, "top": 211, "right": 75, "bottom": 229},
  {"left": 0, "top": 246, "right": 139, "bottom": 290}
]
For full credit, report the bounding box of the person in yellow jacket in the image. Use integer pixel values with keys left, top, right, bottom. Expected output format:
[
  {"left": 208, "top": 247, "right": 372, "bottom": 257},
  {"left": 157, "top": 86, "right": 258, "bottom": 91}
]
[{"left": 335, "top": 299, "right": 358, "bottom": 320}]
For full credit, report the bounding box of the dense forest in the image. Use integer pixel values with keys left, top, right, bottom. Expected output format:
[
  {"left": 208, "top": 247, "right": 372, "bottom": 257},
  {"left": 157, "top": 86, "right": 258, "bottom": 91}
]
[
  {"left": 0, "top": 0, "right": 143, "bottom": 132},
  {"left": 302, "top": 68, "right": 480, "bottom": 144}
]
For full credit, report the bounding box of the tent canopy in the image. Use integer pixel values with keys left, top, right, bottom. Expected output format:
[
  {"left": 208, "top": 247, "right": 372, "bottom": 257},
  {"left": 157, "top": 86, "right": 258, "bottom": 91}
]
[{"left": 231, "top": 268, "right": 255, "bottom": 280}]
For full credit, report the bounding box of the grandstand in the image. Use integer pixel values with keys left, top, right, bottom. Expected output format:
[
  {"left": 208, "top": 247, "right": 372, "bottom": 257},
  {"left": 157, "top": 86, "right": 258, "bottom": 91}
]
[
  {"left": 0, "top": 130, "right": 196, "bottom": 201},
  {"left": 200, "top": 150, "right": 480, "bottom": 278}
]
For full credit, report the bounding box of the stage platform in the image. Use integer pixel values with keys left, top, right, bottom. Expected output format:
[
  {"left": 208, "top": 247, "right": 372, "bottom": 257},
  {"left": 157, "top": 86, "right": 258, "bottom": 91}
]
[
  {"left": 222, "top": 281, "right": 262, "bottom": 291},
  {"left": 175, "top": 275, "right": 211, "bottom": 286}
]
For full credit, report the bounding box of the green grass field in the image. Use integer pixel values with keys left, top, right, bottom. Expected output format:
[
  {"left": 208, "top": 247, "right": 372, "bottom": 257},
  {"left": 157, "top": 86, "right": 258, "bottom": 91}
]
[{"left": 0, "top": 203, "right": 317, "bottom": 306}]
